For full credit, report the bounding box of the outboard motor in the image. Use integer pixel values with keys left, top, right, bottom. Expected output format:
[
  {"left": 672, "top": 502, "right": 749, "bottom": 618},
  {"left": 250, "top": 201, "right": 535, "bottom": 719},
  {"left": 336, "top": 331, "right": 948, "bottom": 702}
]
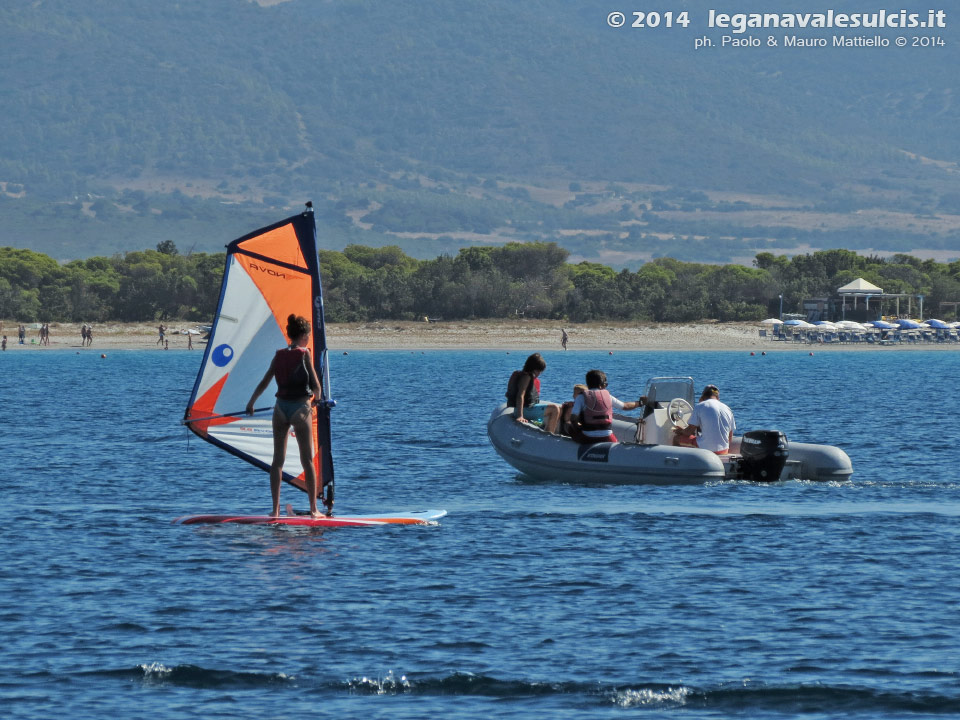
[{"left": 736, "top": 430, "right": 788, "bottom": 482}]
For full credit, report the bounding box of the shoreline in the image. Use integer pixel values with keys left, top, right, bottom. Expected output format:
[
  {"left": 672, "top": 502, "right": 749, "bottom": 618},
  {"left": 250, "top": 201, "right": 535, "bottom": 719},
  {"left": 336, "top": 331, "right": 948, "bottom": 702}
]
[{"left": 1, "top": 320, "right": 957, "bottom": 352}]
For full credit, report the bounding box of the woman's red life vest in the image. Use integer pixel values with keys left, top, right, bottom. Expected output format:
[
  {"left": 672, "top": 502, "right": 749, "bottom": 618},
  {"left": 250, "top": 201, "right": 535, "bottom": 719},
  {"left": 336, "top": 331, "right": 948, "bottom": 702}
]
[
  {"left": 506, "top": 370, "right": 539, "bottom": 407},
  {"left": 274, "top": 346, "right": 311, "bottom": 400},
  {"left": 580, "top": 389, "right": 613, "bottom": 431}
]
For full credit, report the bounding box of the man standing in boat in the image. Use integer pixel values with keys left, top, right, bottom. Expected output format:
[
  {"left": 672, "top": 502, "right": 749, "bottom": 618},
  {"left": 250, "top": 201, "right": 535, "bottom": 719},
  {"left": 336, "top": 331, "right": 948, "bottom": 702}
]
[{"left": 673, "top": 384, "right": 735, "bottom": 454}]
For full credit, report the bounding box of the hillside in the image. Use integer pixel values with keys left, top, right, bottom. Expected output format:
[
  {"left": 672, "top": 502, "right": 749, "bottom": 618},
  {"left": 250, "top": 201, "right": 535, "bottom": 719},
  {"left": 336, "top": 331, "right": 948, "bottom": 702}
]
[{"left": 1, "top": 0, "right": 958, "bottom": 263}]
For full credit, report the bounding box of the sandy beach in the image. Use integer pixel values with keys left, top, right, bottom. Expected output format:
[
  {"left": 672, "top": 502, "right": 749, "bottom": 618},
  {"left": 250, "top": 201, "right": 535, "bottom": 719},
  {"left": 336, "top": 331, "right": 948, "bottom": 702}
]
[{"left": 2, "top": 319, "right": 956, "bottom": 352}]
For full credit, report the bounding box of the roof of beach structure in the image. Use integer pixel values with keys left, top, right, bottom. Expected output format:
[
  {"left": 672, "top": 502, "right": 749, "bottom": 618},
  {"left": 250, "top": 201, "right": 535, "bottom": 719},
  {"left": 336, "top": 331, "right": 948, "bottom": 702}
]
[{"left": 837, "top": 278, "right": 883, "bottom": 294}]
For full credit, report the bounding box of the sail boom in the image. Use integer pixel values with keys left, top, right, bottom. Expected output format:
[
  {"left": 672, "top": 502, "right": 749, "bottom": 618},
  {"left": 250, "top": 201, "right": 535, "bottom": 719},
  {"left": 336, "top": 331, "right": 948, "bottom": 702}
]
[{"left": 181, "top": 406, "right": 274, "bottom": 425}]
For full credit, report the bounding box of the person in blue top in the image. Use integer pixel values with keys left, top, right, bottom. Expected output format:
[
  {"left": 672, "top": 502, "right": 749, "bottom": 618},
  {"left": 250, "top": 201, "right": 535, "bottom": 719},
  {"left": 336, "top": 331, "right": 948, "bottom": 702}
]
[
  {"left": 246, "top": 314, "right": 329, "bottom": 518},
  {"left": 506, "top": 352, "right": 560, "bottom": 433}
]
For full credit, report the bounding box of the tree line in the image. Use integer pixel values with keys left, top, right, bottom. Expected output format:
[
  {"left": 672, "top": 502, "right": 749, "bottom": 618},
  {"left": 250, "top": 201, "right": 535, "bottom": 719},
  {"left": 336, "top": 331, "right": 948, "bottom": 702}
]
[{"left": 2, "top": 243, "right": 959, "bottom": 324}]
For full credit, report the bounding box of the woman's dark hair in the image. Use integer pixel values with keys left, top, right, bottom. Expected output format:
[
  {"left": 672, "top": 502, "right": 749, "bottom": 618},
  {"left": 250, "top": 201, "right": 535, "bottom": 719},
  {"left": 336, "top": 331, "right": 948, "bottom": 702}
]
[
  {"left": 286, "top": 314, "right": 311, "bottom": 340},
  {"left": 522, "top": 352, "right": 547, "bottom": 373},
  {"left": 585, "top": 369, "right": 607, "bottom": 389}
]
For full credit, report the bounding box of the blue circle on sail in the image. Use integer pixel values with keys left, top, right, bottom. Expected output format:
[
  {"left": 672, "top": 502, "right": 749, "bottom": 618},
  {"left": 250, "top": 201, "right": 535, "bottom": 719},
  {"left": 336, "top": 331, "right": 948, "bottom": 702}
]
[{"left": 212, "top": 344, "right": 234, "bottom": 367}]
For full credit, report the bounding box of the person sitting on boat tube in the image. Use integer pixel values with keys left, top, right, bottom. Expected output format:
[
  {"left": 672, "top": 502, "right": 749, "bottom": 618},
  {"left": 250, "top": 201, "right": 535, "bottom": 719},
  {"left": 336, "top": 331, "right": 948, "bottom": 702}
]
[
  {"left": 672, "top": 384, "right": 736, "bottom": 455},
  {"left": 246, "top": 313, "right": 330, "bottom": 518},
  {"left": 506, "top": 352, "right": 560, "bottom": 433},
  {"left": 568, "top": 369, "right": 644, "bottom": 444}
]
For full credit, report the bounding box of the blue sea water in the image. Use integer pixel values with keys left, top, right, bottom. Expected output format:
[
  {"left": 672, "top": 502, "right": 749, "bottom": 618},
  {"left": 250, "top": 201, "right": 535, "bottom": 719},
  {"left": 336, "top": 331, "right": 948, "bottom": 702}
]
[{"left": 2, "top": 347, "right": 959, "bottom": 719}]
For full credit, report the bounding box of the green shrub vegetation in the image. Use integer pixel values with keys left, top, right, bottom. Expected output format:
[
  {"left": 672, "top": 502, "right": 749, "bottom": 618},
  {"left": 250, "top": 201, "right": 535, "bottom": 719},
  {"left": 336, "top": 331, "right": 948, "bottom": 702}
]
[{"left": 3, "top": 244, "right": 959, "bottom": 324}]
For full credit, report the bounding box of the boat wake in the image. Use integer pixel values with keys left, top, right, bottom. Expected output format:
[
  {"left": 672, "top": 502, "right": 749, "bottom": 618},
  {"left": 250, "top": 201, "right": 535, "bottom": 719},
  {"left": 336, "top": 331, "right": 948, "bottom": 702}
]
[
  {"left": 84, "top": 665, "right": 960, "bottom": 712},
  {"left": 94, "top": 663, "right": 294, "bottom": 688},
  {"left": 343, "top": 672, "right": 960, "bottom": 714}
]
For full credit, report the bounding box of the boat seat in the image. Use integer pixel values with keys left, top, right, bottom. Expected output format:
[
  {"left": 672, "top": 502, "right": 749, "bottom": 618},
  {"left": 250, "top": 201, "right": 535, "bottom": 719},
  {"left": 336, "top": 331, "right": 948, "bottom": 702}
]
[
  {"left": 637, "top": 406, "right": 674, "bottom": 445},
  {"left": 611, "top": 413, "right": 641, "bottom": 443}
]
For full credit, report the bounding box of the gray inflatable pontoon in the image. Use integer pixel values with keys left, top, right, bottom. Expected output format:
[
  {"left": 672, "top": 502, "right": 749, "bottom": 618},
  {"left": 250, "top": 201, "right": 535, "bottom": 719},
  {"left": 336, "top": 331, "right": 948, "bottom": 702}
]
[{"left": 487, "top": 377, "right": 853, "bottom": 485}]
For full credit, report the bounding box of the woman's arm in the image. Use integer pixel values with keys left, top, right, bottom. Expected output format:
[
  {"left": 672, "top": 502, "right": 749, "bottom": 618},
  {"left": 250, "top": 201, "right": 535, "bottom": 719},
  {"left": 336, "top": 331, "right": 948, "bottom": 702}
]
[
  {"left": 246, "top": 359, "right": 276, "bottom": 414},
  {"left": 513, "top": 373, "right": 531, "bottom": 421},
  {"left": 304, "top": 350, "right": 323, "bottom": 403}
]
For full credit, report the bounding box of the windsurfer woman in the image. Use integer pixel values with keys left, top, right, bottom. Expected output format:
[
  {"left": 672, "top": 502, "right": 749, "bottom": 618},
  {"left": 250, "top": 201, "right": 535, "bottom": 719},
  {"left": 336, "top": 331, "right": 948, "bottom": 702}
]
[{"left": 246, "top": 314, "right": 330, "bottom": 518}]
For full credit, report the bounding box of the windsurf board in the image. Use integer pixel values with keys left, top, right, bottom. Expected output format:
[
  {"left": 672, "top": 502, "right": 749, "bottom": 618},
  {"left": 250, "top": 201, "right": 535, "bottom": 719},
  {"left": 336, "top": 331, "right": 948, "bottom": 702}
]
[{"left": 174, "top": 508, "right": 446, "bottom": 527}]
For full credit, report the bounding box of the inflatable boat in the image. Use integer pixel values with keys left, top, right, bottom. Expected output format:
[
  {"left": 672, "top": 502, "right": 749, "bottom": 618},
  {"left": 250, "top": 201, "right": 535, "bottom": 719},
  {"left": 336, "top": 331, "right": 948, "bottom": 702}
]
[{"left": 487, "top": 377, "right": 852, "bottom": 485}]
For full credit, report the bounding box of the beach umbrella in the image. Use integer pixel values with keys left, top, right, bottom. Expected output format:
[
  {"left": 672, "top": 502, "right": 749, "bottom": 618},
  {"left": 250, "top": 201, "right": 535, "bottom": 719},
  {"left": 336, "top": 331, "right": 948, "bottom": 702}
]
[
  {"left": 813, "top": 321, "right": 837, "bottom": 329},
  {"left": 783, "top": 319, "right": 813, "bottom": 327},
  {"left": 924, "top": 319, "right": 950, "bottom": 329},
  {"left": 869, "top": 320, "right": 896, "bottom": 329},
  {"left": 835, "top": 320, "right": 867, "bottom": 330},
  {"left": 895, "top": 318, "right": 921, "bottom": 329},
  {"left": 759, "top": 318, "right": 783, "bottom": 325}
]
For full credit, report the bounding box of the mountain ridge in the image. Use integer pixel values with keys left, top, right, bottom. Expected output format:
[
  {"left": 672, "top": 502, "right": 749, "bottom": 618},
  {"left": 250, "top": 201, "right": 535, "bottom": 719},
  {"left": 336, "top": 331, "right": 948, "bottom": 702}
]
[{"left": 1, "top": 0, "right": 958, "bottom": 263}]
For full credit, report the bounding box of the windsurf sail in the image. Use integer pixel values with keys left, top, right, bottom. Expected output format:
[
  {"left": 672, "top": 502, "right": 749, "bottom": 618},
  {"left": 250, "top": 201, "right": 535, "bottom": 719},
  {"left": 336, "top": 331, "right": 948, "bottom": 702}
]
[{"left": 183, "top": 206, "right": 334, "bottom": 503}]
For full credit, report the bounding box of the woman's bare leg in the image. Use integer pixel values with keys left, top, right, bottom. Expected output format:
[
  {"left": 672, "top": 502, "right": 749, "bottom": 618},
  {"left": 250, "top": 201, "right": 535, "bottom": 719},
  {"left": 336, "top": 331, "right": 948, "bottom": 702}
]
[
  {"left": 290, "top": 408, "right": 322, "bottom": 517},
  {"left": 270, "top": 408, "right": 291, "bottom": 516},
  {"left": 542, "top": 403, "right": 561, "bottom": 434}
]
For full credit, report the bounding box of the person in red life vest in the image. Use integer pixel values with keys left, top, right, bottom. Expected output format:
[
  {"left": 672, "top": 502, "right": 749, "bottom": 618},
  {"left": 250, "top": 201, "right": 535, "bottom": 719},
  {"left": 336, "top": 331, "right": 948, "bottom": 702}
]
[
  {"left": 506, "top": 352, "right": 560, "bottom": 433},
  {"left": 246, "top": 314, "right": 329, "bottom": 518},
  {"left": 568, "top": 369, "right": 644, "bottom": 444},
  {"left": 672, "top": 384, "right": 736, "bottom": 455}
]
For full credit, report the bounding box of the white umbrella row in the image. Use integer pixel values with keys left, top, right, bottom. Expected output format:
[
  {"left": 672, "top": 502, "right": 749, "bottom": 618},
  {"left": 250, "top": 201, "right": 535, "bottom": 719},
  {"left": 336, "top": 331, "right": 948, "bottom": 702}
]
[{"left": 759, "top": 319, "right": 960, "bottom": 329}]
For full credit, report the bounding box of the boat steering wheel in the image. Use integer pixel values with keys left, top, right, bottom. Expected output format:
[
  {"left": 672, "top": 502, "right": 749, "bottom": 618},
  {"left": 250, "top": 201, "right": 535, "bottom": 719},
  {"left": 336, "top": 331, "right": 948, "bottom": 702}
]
[{"left": 667, "top": 398, "right": 693, "bottom": 428}]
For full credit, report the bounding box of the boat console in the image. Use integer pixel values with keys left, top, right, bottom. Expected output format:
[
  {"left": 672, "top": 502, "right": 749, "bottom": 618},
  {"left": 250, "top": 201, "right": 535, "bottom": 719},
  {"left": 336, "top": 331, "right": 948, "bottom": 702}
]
[{"left": 628, "top": 378, "right": 794, "bottom": 482}]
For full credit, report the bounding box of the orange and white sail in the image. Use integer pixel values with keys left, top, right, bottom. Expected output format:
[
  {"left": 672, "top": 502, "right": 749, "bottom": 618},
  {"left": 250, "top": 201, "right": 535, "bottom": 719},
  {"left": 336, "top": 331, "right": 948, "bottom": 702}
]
[{"left": 183, "top": 208, "right": 334, "bottom": 500}]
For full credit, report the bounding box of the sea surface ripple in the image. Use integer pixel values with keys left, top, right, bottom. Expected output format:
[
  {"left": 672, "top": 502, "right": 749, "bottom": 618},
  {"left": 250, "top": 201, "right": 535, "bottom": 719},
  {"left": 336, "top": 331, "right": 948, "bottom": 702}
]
[{"left": 1, "top": 348, "right": 958, "bottom": 719}]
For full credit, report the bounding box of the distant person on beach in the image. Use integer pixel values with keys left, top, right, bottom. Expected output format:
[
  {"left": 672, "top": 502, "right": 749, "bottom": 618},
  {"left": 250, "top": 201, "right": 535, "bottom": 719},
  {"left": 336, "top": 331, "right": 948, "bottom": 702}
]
[
  {"left": 506, "top": 352, "right": 560, "bottom": 433},
  {"left": 561, "top": 328, "right": 568, "bottom": 350},
  {"left": 81, "top": 324, "right": 87, "bottom": 345},
  {"left": 18, "top": 324, "right": 25, "bottom": 344},
  {"left": 568, "top": 369, "right": 644, "bottom": 444},
  {"left": 187, "top": 333, "right": 193, "bottom": 350},
  {"left": 1, "top": 335, "right": 6, "bottom": 351},
  {"left": 157, "top": 323, "right": 166, "bottom": 346},
  {"left": 246, "top": 313, "right": 329, "bottom": 518},
  {"left": 85, "top": 326, "right": 93, "bottom": 346},
  {"left": 673, "top": 384, "right": 735, "bottom": 454}
]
